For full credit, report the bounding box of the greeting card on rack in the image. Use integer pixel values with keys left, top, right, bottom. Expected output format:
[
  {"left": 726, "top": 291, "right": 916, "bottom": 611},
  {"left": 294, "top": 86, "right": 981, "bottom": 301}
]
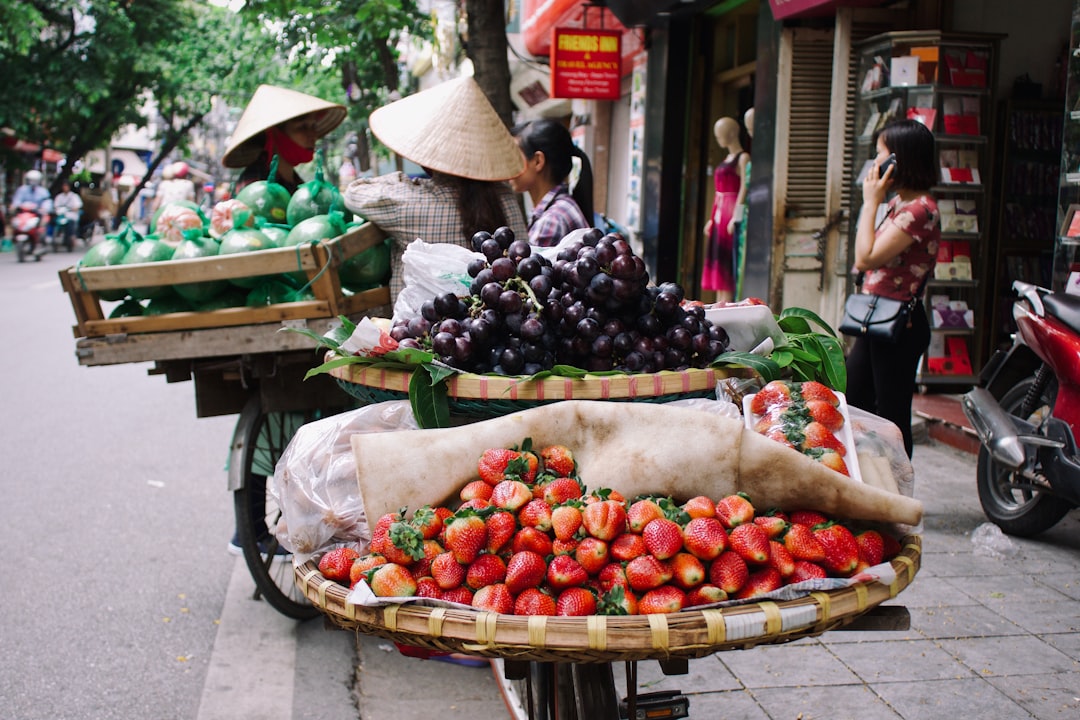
[
  {"left": 906, "top": 106, "right": 937, "bottom": 130},
  {"left": 890, "top": 56, "right": 920, "bottom": 86}
]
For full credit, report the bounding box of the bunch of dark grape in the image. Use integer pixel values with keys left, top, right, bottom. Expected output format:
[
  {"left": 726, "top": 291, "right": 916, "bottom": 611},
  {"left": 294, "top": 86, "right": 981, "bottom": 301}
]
[{"left": 388, "top": 226, "right": 729, "bottom": 374}]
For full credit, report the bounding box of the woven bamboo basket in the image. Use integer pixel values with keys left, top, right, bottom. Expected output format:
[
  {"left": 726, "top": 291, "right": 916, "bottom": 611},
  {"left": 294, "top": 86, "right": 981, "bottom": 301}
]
[
  {"left": 330, "top": 362, "right": 733, "bottom": 418},
  {"left": 294, "top": 535, "right": 920, "bottom": 663}
]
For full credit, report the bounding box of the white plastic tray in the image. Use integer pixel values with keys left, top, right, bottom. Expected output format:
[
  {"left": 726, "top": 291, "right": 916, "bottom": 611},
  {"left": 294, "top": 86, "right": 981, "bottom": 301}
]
[{"left": 743, "top": 389, "right": 863, "bottom": 484}]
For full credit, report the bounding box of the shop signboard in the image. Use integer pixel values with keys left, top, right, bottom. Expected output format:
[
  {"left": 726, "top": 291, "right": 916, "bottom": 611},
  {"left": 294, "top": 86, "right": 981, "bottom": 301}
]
[
  {"left": 769, "top": 0, "right": 883, "bottom": 20},
  {"left": 550, "top": 27, "right": 622, "bottom": 100}
]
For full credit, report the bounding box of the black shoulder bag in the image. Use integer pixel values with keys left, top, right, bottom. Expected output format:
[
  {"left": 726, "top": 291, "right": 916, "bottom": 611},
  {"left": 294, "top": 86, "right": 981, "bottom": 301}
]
[{"left": 839, "top": 272, "right": 927, "bottom": 344}]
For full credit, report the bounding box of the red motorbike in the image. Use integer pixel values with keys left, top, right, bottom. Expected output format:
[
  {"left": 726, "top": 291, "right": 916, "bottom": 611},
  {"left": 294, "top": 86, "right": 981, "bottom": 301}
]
[
  {"left": 10, "top": 202, "right": 48, "bottom": 262},
  {"left": 962, "top": 280, "right": 1080, "bottom": 536}
]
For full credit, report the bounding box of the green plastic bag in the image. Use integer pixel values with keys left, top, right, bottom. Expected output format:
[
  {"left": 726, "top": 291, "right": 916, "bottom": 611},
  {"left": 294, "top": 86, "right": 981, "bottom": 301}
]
[
  {"left": 286, "top": 149, "right": 348, "bottom": 226},
  {"left": 236, "top": 155, "right": 292, "bottom": 225}
]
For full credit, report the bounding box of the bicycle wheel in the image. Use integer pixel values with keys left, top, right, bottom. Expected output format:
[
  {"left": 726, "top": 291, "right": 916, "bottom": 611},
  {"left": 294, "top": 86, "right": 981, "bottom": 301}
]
[
  {"left": 231, "top": 396, "right": 320, "bottom": 620},
  {"left": 494, "top": 660, "right": 618, "bottom": 720}
]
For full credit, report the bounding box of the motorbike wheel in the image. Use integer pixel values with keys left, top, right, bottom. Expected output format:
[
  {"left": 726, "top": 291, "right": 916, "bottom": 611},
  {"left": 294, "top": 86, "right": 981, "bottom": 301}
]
[{"left": 976, "top": 376, "right": 1073, "bottom": 537}]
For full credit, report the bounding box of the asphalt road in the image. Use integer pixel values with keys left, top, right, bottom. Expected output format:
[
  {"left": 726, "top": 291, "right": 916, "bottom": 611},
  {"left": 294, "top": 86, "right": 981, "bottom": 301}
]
[{"left": 0, "top": 242, "right": 355, "bottom": 719}]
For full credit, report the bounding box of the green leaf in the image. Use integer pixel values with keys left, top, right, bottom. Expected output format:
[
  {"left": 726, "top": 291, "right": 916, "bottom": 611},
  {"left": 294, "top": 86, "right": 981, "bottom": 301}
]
[
  {"left": 771, "top": 350, "right": 794, "bottom": 368},
  {"left": 783, "top": 345, "right": 820, "bottom": 362},
  {"left": 409, "top": 366, "right": 449, "bottom": 429},
  {"left": 712, "top": 351, "right": 781, "bottom": 382},
  {"left": 303, "top": 354, "right": 370, "bottom": 379},
  {"left": 280, "top": 325, "right": 340, "bottom": 351},
  {"left": 422, "top": 362, "right": 457, "bottom": 385},
  {"left": 776, "top": 315, "right": 812, "bottom": 335},
  {"left": 813, "top": 334, "right": 848, "bottom": 392},
  {"left": 779, "top": 307, "right": 838, "bottom": 337}
]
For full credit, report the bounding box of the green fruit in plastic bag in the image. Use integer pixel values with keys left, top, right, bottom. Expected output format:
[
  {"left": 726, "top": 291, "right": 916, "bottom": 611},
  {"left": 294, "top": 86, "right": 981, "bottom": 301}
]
[
  {"left": 144, "top": 294, "right": 192, "bottom": 315},
  {"left": 286, "top": 149, "right": 347, "bottom": 225},
  {"left": 150, "top": 200, "right": 206, "bottom": 233},
  {"left": 280, "top": 213, "right": 346, "bottom": 286},
  {"left": 339, "top": 237, "right": 391, "bottom": 292},
  {"left": 108, "top": 298, "right": 144, "bottom": 319},
  {"left": 218, "top": 226, "right": 277, "bottom": 288},
  {"left": 121, "top": 235, "right": 176, "bottom": 300},
  {"left": 195, "top": 286, "right": 249, "bottom": 311},
  {"left": 80, "top": 230, "right": 135, "bottom": 301},
  {"left": 236, "top": 181, "right": 291, "bottom": 225},
  {"left": 259, "top": 224, "right": 291, "bottom": 247},
  {"left": 246, "top": 279, "right": 315, "bottom": 307},
  {"left": 171, "top": 232, "right": 225, "bottom": 303}
]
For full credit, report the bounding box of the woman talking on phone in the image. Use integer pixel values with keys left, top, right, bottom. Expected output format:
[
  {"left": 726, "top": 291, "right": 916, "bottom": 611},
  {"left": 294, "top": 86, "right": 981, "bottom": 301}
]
[{"left": 846, "top": 119, "right": 940, "bottom": 457}]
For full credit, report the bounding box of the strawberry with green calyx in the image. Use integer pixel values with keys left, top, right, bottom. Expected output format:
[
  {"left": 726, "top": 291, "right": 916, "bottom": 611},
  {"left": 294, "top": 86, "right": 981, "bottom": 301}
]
[
  {"left": 517, "top": 498, "right": 553, "bottom": 531},
  {"left": 790, "top": 560, "right": 827, "bottom": 583},
  {"left": 349, "top": 554, "right": 388, "bottom": 588},
  {"left": 682, "top": 517, "right": 728, "bottom": 561},
  {"left": 639, "top": 585, "right": 686, "bottom": 614},
  {"left": 369, "top": 508, "right": 406, "bottom": 556},
  {"left": 685, "top": 584, "right": 728, "bottom": 607},
  {"left": 597, "top": 585, "right": 638, "bottom": 616},
  {"left": 597, "top": 562, "right": 630, "bottom": 593},
  {"left": 627, "top": 498, "right": 665, "bottom": 533},
  {"left": 511, "top": 526, "right": 553, "bottom": 556},
  {"left": 552, "top": 537, "right": 579, "bottom": 556},
  {"left": 465, "top": 553, "right": 507, "bottom": 590},
  {"left": 416, "top": 576, "right": 442, "bottom": 598},
  {"left": 365, "top": 563, "right": 418, "bottom": 597},
  {"left": 799, "top": 380, "right": 839, "bottom": 406},
  {"left": 609, "top": 532, "right": 647, "bottom": 562},
  {"left": 806, "top": 447, "right": 850, "bottom": 476},
  {"left": 440, "top": 586, "right": 474, "bottom": 605},
  {"left": 788, "top": 509, "right": 829, "bottom": 527},
  {"left": 484, "top": 510, "right": 517, "bottom": 555},
  {"left": 767, "top": 540, "right": 796, "bottom": 578},
  {"left": 459, "top": 480, "right": 494, "bottom": 503},
  {"left": 385, "top": 520, "right": 426, "bottom": 564},
  {"left": 539, "top": 444, "right": 576, "bottom": 477},
  {"left": 459, "top": 498, "right": 491, "bottom": 511},
  {"left": 729, "top": 522, "right": 770, "bottom": 564},
  {"left": 783, "top": 523, "right": 826, "bottom": 562},
  {"left": 408, "top": 539, "right": 445, "bottom": 579},
  {"left": 806, "top": 399, "right": 845, "bottom": 431},
  {"left": 734, "top": 567, "right": 782, "bottom": 600},
  {"left": 546, "top": 554, "right": 588, "bottom": 590},
  {"left": 491, "top": 479, "right": 533, "bottom": 511},
  {"left": 753, "top": 515, "right": 788, "bottom": 540},
  {"left": 430, "top": 552, "right": 466, "bottom": 590},
  {"left": 556, "top": 586, "right": 598, "bottom": 616},
  {"left": 550, "top": 502, "right": 584, "bottom": 541},
  {"left": 715, "top": 492, "right": 756, "bottom": 529},
  {"left": 656, "top": 496, "right": 692, "bottom": 525},
  {"left": 681, "top": 495, "right": 717, "bottom": 519},
  {"left": 477, "top": 448, "right": 521, "bottom": 486},
  {"left": 574, "top": 537, "right": 610, "bottom": 575},
  {"left": 801, "top": 422, "right": 847, "bottom": 456},
  {"left": 444, "top": 509, "right": 490, "bottom": 564},
  {"left": 472, "top": 583, "right": 514, "bottom": 614},
  {"left": 410, "top": 505, "right": 444, "bottom": 540},
  {"left": 669, "top": 552, "right": 706, "bottom": 589},
  {"left": 581, "top": 499, "right": 627, "bottom": 541},
  {"left": 749, "top": 380, "right": 794, "bottom": 415},
  {"left": 813, "top": 522, "right": 860, "bottom": 576},
  {"left": 585, "top": 487, "right": 625, "bottom": 504},
  {"left": 514, "top": 587, "right": 557, "bottom": 616},
  {"left": 541, "top": 476, "right": 584, "bottom": 505},
  {"left": 505, "top": 551, "right": 548, "bottom": 594},
  {"left": 624, "top": 554, "right": 673, "bottom": 592},
  {"left": 318, "top": 547, "right": 359, "bottom": 583},
  {"left": 642, "top": 517, "right": 684, "bottom": 560},
  {"left": 708, "top": 550, "right": 749, "bottom": 595},
  {"left": 855, "top": 529, "right": 886, "bottom": 567}
]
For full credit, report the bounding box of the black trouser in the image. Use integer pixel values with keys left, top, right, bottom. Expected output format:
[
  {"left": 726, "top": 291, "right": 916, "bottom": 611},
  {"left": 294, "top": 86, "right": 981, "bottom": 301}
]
[{"left": 845, "top": 302, "right": 930, "bottom": 458}]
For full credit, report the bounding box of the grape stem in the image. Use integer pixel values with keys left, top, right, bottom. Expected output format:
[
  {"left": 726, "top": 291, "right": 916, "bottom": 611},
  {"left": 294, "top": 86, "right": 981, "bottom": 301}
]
[{"left": 506, "top": 277, "right": 542, "bottom": 313}]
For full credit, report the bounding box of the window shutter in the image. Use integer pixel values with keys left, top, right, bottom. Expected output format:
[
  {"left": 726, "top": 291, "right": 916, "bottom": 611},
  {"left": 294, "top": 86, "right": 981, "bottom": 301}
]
[{"left": 785, "top": 28, "right": 835, "bottom": 217}]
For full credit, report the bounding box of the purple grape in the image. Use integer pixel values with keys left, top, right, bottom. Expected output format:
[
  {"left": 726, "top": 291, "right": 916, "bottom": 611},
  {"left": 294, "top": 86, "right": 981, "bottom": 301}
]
[
  {"left": 622, "top": 351, "right": 645, "bottom": 371},
  {"left": 471, "top": 230, "right": 492, "bottom": 252},
  {"left": 407, "top": 317, "right": 431, "bottom": 337},
  {"left": 582, "top": 228, "right": 603, "bottom": 246},
  {"left": 493, "top": 226, "right": 515, "bottom": 250},
  {"left": 467, "top": 257, "right": 488, "bottom": 278},
  {"left": 398, "top": 338, "right": 422, "bottom": 350},
  {"left": 437, "top": 318, "right": 462, "bottom": 336},
  {"left": 520, "top": 316, "right": 546, "bottom": 341},
  {"left": 499, "top": 290, "right": 523, "bottom": 315},
  {"left": 481, "top": 281, "right": 503, "bottom": 308},
  {"left": 517, "top": 256, "right": 542, "bottom": 281},
  {"left": 431, "top": 331, "right": 456, "bottom": 355},
  {"left": 610, "top": 254, "right": 635, "bottom": 280},
  {"left": 481, "top": 237, "right": 503, "bottom": 262},
  {"left": 507, "top": 239, "right": 532, "bottom": 262},
  {"left": 576, "top": 318, "right": 601, "bottom": 342},
  {"left": 491, "top": 257, "right": 516, "bottom": 282}
]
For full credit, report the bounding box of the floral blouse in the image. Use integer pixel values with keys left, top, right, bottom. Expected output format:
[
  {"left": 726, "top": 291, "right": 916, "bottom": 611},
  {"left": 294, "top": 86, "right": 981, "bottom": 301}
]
[{"left": 863, "top": 194, "right": 940, "bottom": 301}]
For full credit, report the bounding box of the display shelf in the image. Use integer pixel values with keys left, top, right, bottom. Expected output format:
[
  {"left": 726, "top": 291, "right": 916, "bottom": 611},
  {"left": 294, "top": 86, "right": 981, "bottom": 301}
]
[
  {"left": 850, "top": 30, "right": 1001, "bottom": 387},
  {"left": 1055, "top": 3, "right": 1080, "bottom": 295}
]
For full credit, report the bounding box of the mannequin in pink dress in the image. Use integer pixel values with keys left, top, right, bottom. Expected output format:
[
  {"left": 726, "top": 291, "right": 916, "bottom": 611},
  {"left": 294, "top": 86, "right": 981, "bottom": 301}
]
[{"left": 701, "top": 117, "right": 749, "bottom": 302}]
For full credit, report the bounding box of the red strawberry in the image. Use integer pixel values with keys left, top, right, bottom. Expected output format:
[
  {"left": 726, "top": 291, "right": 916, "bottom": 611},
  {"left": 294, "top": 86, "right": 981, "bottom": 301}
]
[
  {"left": 546, "top": 554, "right": 588, "bottom": 590},
  {"left": 459, "top": 498, "right": 491, "bottom": 511},
  {"left": 411, "top": 506, "right": 445, "bottom": 540},
  {"left": 681, "top": 495, "right": 717, "bottom": 519},
  {"left": 556, "top": 587, "right": 597, "bottom": 616},
  {"left": 367, "top": 563, "right": 418, "bottom": 597},
  {"left": 799, "top": 380, "right": 839, "bottom": 405},
  {"left": 472, "top": 583, "right": 514, "bottom": 614},
  {"left": 806, "top": 400, "right": 845, "bottom": 431},
  {"left": 511, "top": 526, "right": 553, "bottom": 556},
  {"left": 715, "top": 493, "right": 755, "bottom": 529},
  {"left": 624, "top": 555, "right": 673, "bottom": 592},
  {"left": 638, "top": 585, "right": 686, "bottom": 614},
  {"left": 788, "top": 509, "right": 829, "bottom": 527},
  {"left": 767, "top": 540, "right": 796, "bottom": 578},
  {"left": 708, "top": 550, "right": 749, "bottom": 595},
  {"left": 609, "top": 532, "right": 647, "bottom": 562},
  {"left": 369, "top": 510, "right": 403, "bottom": 556},
  {"left": 581, "top": 499, "right": 627, "bottom": 541},
  {"left": 783, "top": 523, "right": 826, "bottom": 562},
  {"left": 444, "top": 510, "right": 488, "bottom": 564},
  {"left": 491, "top": 479, "right": 533, "bottom": 511},
  {"left": 485, "top": 510, "right": 517, "bottom": 555},
  {"left": 318, "top": 547, "right": 359, "bottom": 583},
  {"left": 575, "top": 537, "right": 610, "bottom": 575},
  {"left": 384, "top": 520, "right": 425, "bottom": 565},
  {"left": 669, "top": 552, "right": 706, "bottom": 589},
  {"left": 430, "top": 551, "right": 466, "bottom": 590},
  {"left": 416, "top": 576, "right": 441, "bottom": 598},
  {"left": 814, "top": 523, "right": 860, "bottom": 576},
  {"left": 408, "top": 539, "right": 444, "bottom": 579},
  {"left": 810, "top": 448, "right": 850, "bottom": 476},
  {"left": 514, "top": 587, "right": 557, "bottom": 616},
  {"left": 685, "top": 584, "right": 728, "bottom": 607},
  {"left": 505, "top": 551, "right": 548, "bottom": 594},
  {"left": 552, "top": 537, "right": 579, "bottom": 556},
  {"left": 541, "top": 476, "right": 584, "bottom": 505},
  {"left": 881, "top": 532, "right": 902, "bottom": 561},
  {"left": 478, "top": 447, "right": 520, "bottom": 486},
  {"left": 550, "top": 503, "right": 584, "bottom": 541},
  {"left": 855, "top": 529, "right": 886, "bottom": 567},
  {"left": 597, "top": 562, "right": 630, "bottom": 593},
  {"left": 539, "top": 444, "right": 576, "bottom": 477},
  {"left": 626, "top": 499, "right": 665, "bottom": 533},
  {"left": 349, "top": 554, "right": 388, "bottom": 588},
  {"left": 749, "top": 380, "right": 793, "bottom": 415},
  {"left": 459, "top": 480, "right": 494, "bottom": 503},
  {"left": 516, "top": 498, "right": 552, "bottom": 532},
  {"left": 466, "top": 553, "right": 507, "bottom": 590},
  {"left": 790, "top": 560, "right": 827, "bottom": 583},
  {"left": 734, "top": 567, "right": 782, "bottom": 600},
  {"left": 597, "top": 585, "right": 638, "bottom": 615},
  {"left": 682, "top": 517, "right": 728, "bottom": 561},
  {"left": 642, "top": 517, "right": 683, "bottom": 560},
  {"left": 762, "top": 425, "right": 797, "bottom": 450},
  {"left": 729, "top": 522, "right": 770, "bottom": 564},
  {"left": 753, "top": 515, "right": 788, "bottom": 540},
  {"left": 440, "top": 586, "right": 474, "bottom": 605},
  {"left": 802, "top": 422, "right": 846, "bottom": 456},
  {"left": 515, "top": 451, "right": 540, "bottom": 484}
]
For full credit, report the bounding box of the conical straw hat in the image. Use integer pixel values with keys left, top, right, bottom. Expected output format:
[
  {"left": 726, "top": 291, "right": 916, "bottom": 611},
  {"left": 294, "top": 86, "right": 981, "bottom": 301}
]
[
  {"left": 369, "top": 76, "right": 525, "bottom": 181},
  {"left": 222, "top": 85, "right": 347, "bottom": 168}
]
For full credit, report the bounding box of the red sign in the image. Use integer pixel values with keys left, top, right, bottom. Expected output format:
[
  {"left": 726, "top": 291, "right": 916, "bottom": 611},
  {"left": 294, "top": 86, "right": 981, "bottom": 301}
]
[
  {"left": 523, "top": 0, "right": 641, "bottom": 78},
  {"left": 550, "top": 28, "right": 622, "bottom": 100},
  {"left": 768, "top": 0, "right": 883, "bottom": 20}
]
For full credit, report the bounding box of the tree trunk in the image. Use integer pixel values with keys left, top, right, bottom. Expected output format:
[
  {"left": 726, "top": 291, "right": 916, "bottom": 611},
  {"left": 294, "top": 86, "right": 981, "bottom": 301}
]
[{"left": 464, "top": 0, "right": 514, "bottom": 128}]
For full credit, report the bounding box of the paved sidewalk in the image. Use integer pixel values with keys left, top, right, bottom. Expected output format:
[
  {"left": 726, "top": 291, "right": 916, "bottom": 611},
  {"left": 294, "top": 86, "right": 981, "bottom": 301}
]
[{"left": 351, "top": 440, "right": 1080, "bottom": 719}]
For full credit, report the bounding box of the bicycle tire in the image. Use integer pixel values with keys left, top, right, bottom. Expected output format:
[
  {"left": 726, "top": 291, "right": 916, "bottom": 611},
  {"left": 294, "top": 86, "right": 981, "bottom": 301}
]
[
  {"left": 231, "top": 396, "right": 320, "bottom": 620},
  {"left": 494, "top": 660, "right": 619, "bottom": 720}
]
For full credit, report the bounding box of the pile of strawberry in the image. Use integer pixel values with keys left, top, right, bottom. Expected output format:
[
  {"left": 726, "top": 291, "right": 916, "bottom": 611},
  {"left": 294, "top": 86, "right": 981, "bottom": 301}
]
[
  {"left": 317, "top": 440, "right": 902, "bottom": 616},
  {"left": 749, "top": 379, "right": 851, "bottom": 476}
]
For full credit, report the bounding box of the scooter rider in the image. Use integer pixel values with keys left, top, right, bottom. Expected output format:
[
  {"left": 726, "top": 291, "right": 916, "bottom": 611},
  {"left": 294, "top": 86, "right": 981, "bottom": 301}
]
[
  {"left": 52, "top": 180, "right": 83, "bottom": 250},
  {"left": 11, "top": 170, "right": 53, "bottom": 251}
]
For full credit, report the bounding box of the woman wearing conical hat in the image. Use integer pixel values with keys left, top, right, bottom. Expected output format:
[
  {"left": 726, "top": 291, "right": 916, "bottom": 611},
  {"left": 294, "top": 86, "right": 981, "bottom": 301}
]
[
  {"left": 344, "top": 76, "right": 528, "bottom": 303},
  {"left": 222, "top": 85, "right": 348, "bottom": 194}
]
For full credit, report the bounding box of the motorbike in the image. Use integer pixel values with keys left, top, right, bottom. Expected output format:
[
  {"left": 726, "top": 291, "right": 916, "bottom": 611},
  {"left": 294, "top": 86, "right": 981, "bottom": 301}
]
[
  {"left": 52, "top": 212, "right": 80, "bottom": 252},
  {"left": 962, "top": 280, "right": 1080, "bottom": 536},
  {"left": 10, "top": 203, "right": 48, "bottom": 262}
]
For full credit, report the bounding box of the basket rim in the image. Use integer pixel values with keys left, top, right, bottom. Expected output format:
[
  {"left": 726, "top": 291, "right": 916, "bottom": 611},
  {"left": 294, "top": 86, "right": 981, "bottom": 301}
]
[{"left": 294, "top": 534, "right": 922, "bottom": 662}]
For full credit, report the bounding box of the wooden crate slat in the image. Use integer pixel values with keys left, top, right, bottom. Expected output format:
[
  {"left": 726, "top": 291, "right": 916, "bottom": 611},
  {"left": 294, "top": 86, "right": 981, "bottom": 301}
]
[{"left": 82, "top": 301, "right": 333, "bottom": 336}]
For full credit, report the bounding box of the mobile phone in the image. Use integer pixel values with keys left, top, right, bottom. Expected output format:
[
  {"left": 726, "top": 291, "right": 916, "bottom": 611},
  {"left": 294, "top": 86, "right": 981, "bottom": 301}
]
[{"left": 878, "top": 153, "right": 897, "bottom": 176}]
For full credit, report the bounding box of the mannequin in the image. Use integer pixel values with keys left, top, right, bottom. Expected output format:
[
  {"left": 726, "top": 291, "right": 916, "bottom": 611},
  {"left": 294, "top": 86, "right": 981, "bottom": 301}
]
[
  {"left": 701, "top": 116, "right": 749, "bottom": 303},
  {"left": 734, "top": 107, "right": 754, "bottom": 299}
]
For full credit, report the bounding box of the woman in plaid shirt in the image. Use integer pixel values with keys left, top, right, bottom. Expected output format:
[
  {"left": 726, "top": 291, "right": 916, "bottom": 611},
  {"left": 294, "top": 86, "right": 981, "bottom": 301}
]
[
  {"left": 510, "top": 119, "right": 595, "bottom": 247},
  {"left": 345, "top": 77, "right": 528, "bottom": 302}
]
